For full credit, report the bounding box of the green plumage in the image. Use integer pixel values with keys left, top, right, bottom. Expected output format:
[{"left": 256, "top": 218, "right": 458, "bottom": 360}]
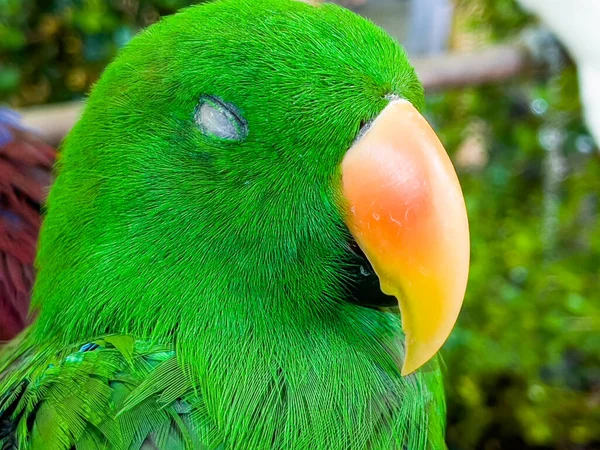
[{"left": 0, "top": 0, "right": 446, "bottom": 448}]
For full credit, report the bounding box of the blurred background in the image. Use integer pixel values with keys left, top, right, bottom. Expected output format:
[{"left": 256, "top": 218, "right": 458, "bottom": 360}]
[{"left": 0, "top": 0, "right": 598, "bottom": 449}]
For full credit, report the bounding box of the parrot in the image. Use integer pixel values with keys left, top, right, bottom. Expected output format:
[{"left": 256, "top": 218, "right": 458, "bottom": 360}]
[
  {"left": 0, "top": 0, "right": 470, "bottom": 448},
  {"left": 0, "top": 109, "right": 56, "bottom": 342}
]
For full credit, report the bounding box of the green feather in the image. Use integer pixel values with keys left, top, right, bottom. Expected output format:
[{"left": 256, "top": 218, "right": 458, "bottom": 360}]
[{"left": 1, "top": 0, "right": 445, "bottom": 448}]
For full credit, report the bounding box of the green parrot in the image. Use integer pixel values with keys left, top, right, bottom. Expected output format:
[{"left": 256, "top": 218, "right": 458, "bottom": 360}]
[{"left": 0, "top": 0, "right": 470, "bottom": 448}]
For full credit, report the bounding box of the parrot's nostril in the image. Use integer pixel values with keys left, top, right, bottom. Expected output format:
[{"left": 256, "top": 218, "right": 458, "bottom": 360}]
[{"left": 385, "top": 93, "right": 402, "bottom": 102}]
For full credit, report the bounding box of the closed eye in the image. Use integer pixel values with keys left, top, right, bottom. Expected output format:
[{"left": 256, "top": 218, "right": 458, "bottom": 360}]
[{"left": 195, "top": 95, "right": 248, "bottom": 141}]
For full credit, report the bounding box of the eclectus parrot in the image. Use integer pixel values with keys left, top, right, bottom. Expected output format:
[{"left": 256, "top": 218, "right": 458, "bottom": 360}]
[{"left": 0, "top": 0, "right": 469, "bottom": 448}]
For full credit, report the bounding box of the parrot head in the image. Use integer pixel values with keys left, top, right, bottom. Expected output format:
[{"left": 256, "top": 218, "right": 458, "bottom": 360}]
[{"left": 33, "top": 0, "right": 469, "bottom": 376}]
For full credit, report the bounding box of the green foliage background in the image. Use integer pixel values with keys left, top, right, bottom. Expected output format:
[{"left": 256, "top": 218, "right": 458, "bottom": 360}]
[
  {"left": 433, "top": 1, "right": 599, "bottom": 448},
  {"left": 1, "top": 0, "right": 598, "bottom": 449}
]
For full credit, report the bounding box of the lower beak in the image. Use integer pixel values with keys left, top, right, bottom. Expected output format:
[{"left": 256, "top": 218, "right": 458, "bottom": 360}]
[{"left": 341, "top": 99, "right": 470, "bottom": 375}]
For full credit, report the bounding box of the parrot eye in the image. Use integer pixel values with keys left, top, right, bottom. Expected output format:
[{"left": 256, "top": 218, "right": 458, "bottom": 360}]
[{"left": 195, "top": 95, "right": 248, "bottom": 141}]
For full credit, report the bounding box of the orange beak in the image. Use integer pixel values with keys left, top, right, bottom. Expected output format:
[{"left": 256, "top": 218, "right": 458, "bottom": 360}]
[{"left": 341, "top": 99, "right": 470, "bottom": 375}]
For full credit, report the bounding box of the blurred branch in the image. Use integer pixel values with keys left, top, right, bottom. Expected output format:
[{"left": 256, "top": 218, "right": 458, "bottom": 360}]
[
  {"left": 20, "top": 102, "right": 84, "bottom": 146},
  {"left": 413, "top": 44, "right": 533, "bottom": 92},
  {"left": 19, "top": 43, "right": 536, "bottom": 146}
]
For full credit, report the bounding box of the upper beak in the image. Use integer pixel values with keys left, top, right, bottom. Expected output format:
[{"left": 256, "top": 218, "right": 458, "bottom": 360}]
[{"left": 341, "top": 99, "right": 470, "bottom": 375}]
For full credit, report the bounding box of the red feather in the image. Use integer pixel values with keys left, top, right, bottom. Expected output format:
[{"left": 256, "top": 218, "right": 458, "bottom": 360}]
[{"left": 0, "top": 125, "right": 56, "bottom": 342}]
